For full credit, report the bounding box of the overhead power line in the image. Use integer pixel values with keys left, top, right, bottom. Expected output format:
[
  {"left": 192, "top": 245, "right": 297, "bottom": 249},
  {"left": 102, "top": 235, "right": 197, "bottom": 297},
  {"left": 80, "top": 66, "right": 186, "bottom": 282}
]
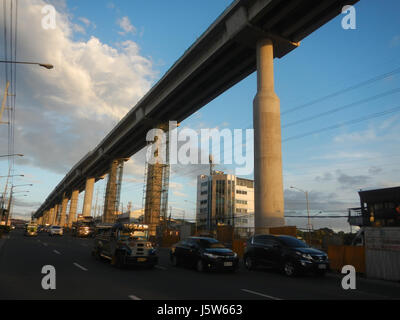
[
  {"left": 282, "top": 87, "right": 400, "bottom": 128},
  {"left": 283, "top": 104, "right": 400, "bottom": 142},
  {"left": 282, "top": 66, "right": 400, "bottom": 115}
]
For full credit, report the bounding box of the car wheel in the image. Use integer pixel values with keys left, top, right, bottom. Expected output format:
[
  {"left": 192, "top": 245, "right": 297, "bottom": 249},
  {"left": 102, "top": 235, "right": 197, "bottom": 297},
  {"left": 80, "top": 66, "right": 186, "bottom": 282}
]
[
  {"left": 111, "top": 253, "right": 125, "bottom": 269},
  {"left": 315, "top": 270, "right": 327, "bottom": 277},
  {"left": 93, "top": 249, "right": 102, "bottom": 261},
  {"left": 196, "top": 259, "right": 205, "bottom": 272},
  {"left": 171, "top": 255, "right": 179, "bottom": 267},
  {"left": 283, "top": 261, "right": 297, "bottom": 277},
  {"left": 244, "top": 256, "right": 255, "bottom": 270}
]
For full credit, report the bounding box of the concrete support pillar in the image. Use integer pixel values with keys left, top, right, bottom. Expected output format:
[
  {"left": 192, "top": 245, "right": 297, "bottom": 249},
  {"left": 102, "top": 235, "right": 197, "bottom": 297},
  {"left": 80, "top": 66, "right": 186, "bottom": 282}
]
[
  {"left": 42, "top": 211, "right": 48, "bottom": 225},
  {"left": 54, "top": 204, "right": 60, "bottom": 225},
  {"left": 67, "top": 189, "right": 79, "bottom": 227},
  {"left": 82, "top": 177, "right": 95, "bottom": 217},
  {"left": 59, "top": 195, "right": 69, "bottom": 227},
  {"left": 49, "top": 207, "right": 55, "bottom": 226},
  {"left": 103, "top": 160, "right": 119, "bottom": 224},
  {"left": 253, "top": 38, "right": 285, "bottom": 233}
]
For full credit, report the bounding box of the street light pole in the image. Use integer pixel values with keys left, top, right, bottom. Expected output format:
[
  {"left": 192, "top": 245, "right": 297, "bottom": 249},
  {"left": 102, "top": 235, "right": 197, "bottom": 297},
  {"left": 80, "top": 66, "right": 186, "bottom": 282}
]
[
  {"left": 291, "top": 186, "right": 312, "bottom": 245},
  {"left": 5, "top": 184, "right": 33, "bottom": 226}
]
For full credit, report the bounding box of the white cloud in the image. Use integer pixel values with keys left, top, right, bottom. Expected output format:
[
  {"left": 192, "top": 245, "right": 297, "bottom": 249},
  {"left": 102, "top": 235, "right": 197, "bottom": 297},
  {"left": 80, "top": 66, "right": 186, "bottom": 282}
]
[
  {"left": 117, "top": 16, "right": 136, "bottom": 35},
  {"left": 0, "top": 0, "right": 157, "bottom": 174}
]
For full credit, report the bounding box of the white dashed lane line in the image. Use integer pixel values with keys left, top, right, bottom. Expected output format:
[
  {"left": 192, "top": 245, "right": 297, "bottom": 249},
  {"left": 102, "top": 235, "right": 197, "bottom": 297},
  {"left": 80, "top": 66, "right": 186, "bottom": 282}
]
[
  {"left": 43, "top": 243, "right": 48, "bottom": 247},
  {"left": 53, "top": 250, "right": 61, "bottom": 255},
  {"left": 73, "top": 262, "right": 88, "bottom": 271},
  {"left": 128, "top": 295, "right": 142, "bottom": 300},
  {"left": 241, "top": 289, "right": 282, "bottom": 300},
  {"left": 155, "top": 265, "right": 167, "bottom": 270}
]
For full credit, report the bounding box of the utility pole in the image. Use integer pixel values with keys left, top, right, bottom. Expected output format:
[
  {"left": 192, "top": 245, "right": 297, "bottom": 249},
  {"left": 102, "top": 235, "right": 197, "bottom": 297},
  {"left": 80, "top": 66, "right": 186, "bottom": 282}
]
[
  {"left": 94, "top": 188, "right": 99, "bottom": 219},
  {"left": 0, "top": 81, "right": 10, "bottom": 124}
]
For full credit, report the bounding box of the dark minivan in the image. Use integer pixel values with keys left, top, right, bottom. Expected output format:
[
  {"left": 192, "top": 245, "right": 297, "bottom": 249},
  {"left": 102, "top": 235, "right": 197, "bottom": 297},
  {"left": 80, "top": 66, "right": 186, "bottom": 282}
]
[
  {"left": 243, "top": 235, "right": 329, "bottom": 276},
  {"left": 170, "top": 237, "right": 239, "bottom": 272}
]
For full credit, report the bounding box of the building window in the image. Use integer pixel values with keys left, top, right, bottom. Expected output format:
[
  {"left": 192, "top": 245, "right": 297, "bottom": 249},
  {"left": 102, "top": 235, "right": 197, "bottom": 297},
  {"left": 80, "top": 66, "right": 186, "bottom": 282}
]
[
  {"left": 236, "top": 189, "right": 247, "bottom": 195},
  {"left": 236, "top": 200, "right": 247, "bottom": 205},
  {"left": 200, "top": 200, "right": 207, "bottom": 205},
  {"left": 236, "top": 178, "right": 254, "bottom": 188},
  {"left": 201, "top": 191, "right": 208, "bottom": 195}
]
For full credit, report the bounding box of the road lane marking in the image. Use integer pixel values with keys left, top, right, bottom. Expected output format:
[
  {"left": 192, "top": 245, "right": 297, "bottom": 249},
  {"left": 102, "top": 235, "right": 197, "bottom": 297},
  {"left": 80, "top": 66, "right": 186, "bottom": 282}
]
[
  {"left": 155, "top": 265, "right": 167, "bottom": 270},
  {"left": 73, "top": 262, "right": 88, "bottom": 271},
  {"left": 43, "top": 243, "right": 48, "bottom": 247},
  {"left": 53, "top": 250, "right": 61, "bottom": 255},
  {"left": 128, "top": 295, "right": 142, "bottom": 300},
  {"left": 241, "top": 289, "right": 282, "bottom": 300}
]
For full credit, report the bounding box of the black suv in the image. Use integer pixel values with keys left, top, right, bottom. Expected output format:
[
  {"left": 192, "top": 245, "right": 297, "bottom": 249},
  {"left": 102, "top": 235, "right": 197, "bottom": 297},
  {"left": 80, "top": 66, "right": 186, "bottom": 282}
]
[
  {"left": 243, "top": 235, "right": 329, "bottom": 276},
  {"left": 170, "top": 237, "right": 239, "bottom": 272}
]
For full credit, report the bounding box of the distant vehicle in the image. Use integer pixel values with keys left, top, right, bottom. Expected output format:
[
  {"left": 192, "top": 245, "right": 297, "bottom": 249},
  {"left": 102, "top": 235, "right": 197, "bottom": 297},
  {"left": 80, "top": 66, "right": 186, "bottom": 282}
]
[
  {"left": 170, "top": 237, "right": 239, "bottom": 272},
  {"left": 243, "top": 235, "right": 330, "bottom": 277},
  {"left": 49, "top": 225, "right": 63, "bottom": 236},
  {"left": 92, "top": 223, "right": 158, "bottom": 269},
  {"left": 72, "top": 216, "right": 95, "bottom": 237},
  {"left": 24, "top": 223, "right": 38, "bottom": 237}
]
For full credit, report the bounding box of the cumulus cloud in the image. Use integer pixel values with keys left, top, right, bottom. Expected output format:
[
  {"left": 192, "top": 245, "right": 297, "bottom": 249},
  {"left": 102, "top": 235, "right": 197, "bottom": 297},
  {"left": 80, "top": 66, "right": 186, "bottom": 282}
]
[{"left": 0, "top": 0, "right": 157, "bottom": 174}]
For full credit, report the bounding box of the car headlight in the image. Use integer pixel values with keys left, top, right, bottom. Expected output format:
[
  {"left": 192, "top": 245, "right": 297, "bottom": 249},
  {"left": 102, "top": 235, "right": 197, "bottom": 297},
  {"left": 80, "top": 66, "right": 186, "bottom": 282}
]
[
  {"left": 296, "top": 252, "right": 312, "bottom": 260},
  {"left": 232, "top": 252, "right": 237, "bottom": 258},
  {"left": 203, "top": 252, "right": 219, "bottom": 259}
]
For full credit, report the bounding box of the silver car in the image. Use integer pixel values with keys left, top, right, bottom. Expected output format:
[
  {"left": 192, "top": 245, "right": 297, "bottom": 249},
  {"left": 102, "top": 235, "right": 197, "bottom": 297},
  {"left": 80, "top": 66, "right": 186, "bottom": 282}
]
[{"left": 49, "top": 225, "right": 63, "bottom": 236}]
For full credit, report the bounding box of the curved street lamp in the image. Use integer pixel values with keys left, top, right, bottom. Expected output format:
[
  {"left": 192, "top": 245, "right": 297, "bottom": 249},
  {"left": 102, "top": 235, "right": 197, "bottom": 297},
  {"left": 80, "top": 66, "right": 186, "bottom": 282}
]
[
  {"left": 0, "top": 154, "right": 23, "bottom": 158},
  {"left": 0, "top": 61, "right": 53, "bottom": 69}
]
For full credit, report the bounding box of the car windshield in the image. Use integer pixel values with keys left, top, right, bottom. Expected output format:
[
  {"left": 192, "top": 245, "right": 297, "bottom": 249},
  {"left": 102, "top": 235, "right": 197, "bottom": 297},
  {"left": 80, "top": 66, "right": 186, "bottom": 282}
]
[
  {"left": 51, "top": 226, "right": 61, "bottom": 229},
  {"left": 198, "top": 239, "right": 225, "bottom": 249},
  {"left": 278, "top": 236, "right": 308, "bottom": 248},
  {"left": 119, "top": 230, "right": 148, "bottom": 241}
]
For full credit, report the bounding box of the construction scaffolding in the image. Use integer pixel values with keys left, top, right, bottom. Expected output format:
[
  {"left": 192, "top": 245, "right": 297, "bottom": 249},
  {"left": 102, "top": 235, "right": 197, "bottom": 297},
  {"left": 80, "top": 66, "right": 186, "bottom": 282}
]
[
  {"left": 142, "top": 123, "right": 170, "bottom": 237},
  {"left": 103, "top": 158, "right": 125, "bottom": 224}
]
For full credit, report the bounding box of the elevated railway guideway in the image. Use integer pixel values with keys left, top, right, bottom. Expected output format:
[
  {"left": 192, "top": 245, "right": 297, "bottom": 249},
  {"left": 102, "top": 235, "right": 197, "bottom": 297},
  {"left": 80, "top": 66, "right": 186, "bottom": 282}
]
[{"left": 34, "top": 0, "right": 359, "bottom": 223}]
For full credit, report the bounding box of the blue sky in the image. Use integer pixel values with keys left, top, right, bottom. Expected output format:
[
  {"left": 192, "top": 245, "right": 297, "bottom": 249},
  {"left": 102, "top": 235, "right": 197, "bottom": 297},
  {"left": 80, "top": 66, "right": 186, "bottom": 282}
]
[{"left": 1, "top": 0, "right": 400, "bottom": 231}]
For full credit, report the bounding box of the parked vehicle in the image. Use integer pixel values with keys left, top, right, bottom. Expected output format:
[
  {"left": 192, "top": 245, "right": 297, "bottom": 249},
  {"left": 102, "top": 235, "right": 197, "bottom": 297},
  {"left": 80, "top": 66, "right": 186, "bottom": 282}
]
[
  {"left": 170, "top": 237, "right": 239, "bottom": 272},
  {"left": 243, "top": 235, "right": 329, "bottom": 276},
  {"left": 92, "top": 223, "right": 158, "bottom": 269},
  {"left": 24, "top": 223, "right": 38, "bottom": 237},
  {"left": 48, "top": 225, "right": 63, "bottom": 236}
]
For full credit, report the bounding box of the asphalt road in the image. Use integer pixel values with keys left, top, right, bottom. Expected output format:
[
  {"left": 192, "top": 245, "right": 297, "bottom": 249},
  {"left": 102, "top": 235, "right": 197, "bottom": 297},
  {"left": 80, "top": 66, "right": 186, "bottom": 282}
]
[{"left": 0, "top": 229, "right": 399, "bottom": 300}]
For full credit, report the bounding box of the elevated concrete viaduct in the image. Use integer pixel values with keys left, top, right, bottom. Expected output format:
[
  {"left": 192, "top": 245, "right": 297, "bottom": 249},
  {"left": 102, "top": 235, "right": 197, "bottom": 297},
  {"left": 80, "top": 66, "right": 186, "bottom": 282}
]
[{"left": 34, "top": 0, "right": 359, "bottom": 231}]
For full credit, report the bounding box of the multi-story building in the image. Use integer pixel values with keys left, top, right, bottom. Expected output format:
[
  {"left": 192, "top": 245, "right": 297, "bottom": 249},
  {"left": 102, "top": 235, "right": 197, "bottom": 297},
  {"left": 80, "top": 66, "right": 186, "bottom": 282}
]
[{"left": 196, "top": 171, "right": 254, "bottom": 232}]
